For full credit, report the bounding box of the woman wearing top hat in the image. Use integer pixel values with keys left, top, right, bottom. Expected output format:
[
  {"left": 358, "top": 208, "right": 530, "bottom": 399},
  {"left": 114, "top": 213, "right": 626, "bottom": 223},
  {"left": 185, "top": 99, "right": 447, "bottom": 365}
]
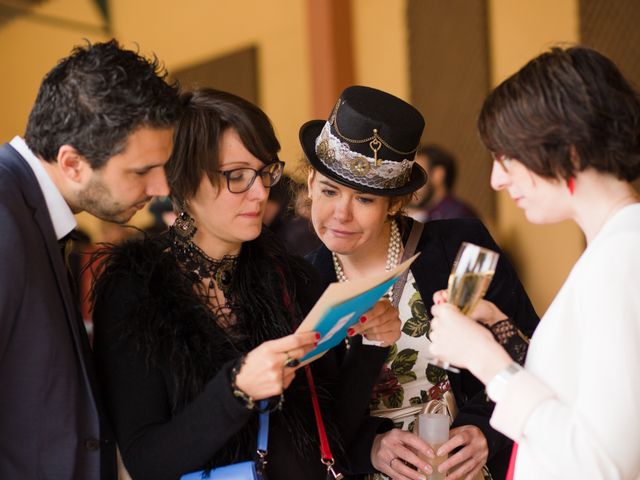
[{"left": 300, "top": 86, "right": 539, "bottom": 480}]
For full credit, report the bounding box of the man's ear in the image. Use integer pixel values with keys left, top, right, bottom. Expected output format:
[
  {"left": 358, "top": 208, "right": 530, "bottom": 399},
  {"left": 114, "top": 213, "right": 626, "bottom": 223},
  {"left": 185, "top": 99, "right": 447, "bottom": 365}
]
[{"left": 57, "top": 145, "right": 91, "bottom": 183}]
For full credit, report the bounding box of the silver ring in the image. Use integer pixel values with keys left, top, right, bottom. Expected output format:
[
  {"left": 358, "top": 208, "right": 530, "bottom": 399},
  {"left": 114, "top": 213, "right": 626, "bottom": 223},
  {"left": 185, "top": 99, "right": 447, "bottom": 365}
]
[{"left": 389, "top": 457, "right": 398, "bottom": 469}]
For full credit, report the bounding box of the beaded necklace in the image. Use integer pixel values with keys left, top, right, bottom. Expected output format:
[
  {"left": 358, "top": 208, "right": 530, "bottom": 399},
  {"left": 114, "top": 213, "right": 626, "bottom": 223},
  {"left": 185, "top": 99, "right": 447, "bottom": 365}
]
[{"left": 170, "top": 226, "right": 239, "bottom": 299}]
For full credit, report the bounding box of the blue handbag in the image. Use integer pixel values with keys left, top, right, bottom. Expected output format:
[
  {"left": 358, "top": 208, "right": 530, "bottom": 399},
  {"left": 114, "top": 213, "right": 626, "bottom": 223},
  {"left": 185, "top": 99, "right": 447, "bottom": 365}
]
[{"left": 180, "top": 401, "right": 269, "bottom": 480}]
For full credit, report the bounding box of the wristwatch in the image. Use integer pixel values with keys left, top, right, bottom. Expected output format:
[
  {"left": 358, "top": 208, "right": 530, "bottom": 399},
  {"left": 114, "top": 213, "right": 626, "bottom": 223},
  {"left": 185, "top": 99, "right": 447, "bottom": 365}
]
[{"left": 486, "top": 362, "right": 523, "bottom": 402}]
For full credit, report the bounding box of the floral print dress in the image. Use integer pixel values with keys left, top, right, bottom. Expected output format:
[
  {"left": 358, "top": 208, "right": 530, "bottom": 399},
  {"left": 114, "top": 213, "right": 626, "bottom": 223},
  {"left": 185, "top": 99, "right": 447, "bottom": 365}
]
[{"left": 369, "top": 271, "right": 451, "bottom": 430}]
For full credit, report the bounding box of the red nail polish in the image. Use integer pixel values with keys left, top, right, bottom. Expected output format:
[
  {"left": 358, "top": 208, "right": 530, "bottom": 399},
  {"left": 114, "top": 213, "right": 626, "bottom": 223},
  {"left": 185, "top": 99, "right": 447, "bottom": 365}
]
[
  {"left": 359, "top": 316, "right": 367, "bottom": 323},
  {"left": 315, "top": 332, "right": 321, "bottom": 340},
  {"left": 347, "top": 328, "right": 355, "bottom": 336}
]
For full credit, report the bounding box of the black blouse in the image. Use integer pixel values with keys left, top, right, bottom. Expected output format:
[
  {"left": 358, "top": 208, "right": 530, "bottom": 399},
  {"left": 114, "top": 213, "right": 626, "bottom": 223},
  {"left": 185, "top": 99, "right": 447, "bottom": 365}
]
[{"left": 92, "top": 232, "right": 391, "bottom": 480}]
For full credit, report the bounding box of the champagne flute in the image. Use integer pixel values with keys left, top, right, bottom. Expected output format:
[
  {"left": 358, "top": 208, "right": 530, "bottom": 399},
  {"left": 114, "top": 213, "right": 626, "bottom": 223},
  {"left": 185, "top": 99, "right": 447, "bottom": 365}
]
[
  {"left": 447, "top": 242, "right": 499, "bottom": 315},
  {"left": 427, "top": 242, "right": 499, "bottom": 372}
]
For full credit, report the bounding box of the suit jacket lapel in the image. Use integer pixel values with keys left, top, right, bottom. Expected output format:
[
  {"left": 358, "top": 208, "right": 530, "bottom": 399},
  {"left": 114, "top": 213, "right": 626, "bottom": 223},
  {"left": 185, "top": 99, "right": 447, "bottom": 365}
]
[{"left": 2, "top": 144, "right": 99, "bottom": 409}]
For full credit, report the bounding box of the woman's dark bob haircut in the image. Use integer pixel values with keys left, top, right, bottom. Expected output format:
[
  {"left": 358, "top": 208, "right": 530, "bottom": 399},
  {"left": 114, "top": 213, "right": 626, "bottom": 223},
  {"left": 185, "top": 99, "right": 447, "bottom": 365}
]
[
  {"left": 478, "top": 46, "right": 640, "bottom": 182},
  {"left": 167, "top": 88, "right": 281, "bottom": 208}
]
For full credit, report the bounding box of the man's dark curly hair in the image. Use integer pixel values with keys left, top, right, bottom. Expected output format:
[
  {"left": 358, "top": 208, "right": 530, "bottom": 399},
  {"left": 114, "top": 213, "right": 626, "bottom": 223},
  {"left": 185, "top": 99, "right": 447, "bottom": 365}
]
[{"left": 25, "top": 39, "right": 181, "bottom": 169}]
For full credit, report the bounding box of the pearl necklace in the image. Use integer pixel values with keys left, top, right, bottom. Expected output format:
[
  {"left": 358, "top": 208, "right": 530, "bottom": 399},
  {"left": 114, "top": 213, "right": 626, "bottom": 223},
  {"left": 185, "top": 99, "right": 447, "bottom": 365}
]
[{"left": 332, "top": 219, "right": 402, "bottom": 302}]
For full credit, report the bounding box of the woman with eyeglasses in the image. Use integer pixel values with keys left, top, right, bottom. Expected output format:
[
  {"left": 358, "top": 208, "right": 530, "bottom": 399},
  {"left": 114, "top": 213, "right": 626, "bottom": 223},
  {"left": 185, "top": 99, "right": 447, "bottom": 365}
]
[
  {"left": 429, "top": 46, "right": 640, "bottom": 479},
  {"left": 91, "top": 88, "right": 400, "bottom": 479}
]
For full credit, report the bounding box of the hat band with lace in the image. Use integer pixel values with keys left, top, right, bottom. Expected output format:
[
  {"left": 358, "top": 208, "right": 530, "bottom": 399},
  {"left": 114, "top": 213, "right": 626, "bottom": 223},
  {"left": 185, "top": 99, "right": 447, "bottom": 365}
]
[{"left": 314, "top": 122, "right": 415, "bottom": 190}]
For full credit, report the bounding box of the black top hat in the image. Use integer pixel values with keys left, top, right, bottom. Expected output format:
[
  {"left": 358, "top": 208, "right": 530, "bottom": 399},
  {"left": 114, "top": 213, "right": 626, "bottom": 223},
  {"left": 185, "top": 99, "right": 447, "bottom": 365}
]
[{"left": 299, "top": 85, "right": 427, "bottom": 196}]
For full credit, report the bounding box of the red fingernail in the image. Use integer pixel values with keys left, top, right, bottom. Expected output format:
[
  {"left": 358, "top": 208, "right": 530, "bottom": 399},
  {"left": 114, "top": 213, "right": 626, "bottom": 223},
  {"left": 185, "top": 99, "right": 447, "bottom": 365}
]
[
  {"left": 314, "top": 341, "right": 318, "bottom": 346},
  {"left": 359, "top": 315, "right": 367, "bottom": 323},
  {"left": 347, "top": 328, "right": 355, "bottom": 336},
  {"left": 315, "top": 332, "right": 321, "bottom": 340},
  {"left": 436, "top": 299, "right": 443, "bottom": 305}
]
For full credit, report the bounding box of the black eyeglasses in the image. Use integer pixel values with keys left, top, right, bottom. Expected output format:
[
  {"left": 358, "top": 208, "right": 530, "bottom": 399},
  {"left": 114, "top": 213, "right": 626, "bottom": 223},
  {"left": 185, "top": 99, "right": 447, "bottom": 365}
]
[{"left": 219, "top": 161, "right": 285, "bottom": 194}]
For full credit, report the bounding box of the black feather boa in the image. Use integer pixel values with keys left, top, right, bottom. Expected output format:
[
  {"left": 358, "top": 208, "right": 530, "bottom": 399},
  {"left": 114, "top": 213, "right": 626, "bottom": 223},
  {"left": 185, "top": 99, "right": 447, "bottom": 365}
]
[{"left": 91, "top": 228, "right": 344, "bottom": 468}]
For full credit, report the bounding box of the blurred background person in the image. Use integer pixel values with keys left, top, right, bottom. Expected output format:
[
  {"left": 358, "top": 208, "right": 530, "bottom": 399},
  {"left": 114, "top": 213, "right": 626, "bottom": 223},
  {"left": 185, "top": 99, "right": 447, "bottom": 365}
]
[
  {"left": 407, "top": 145, "right": 478, "bottom": 222},
  {"left": 145, "top": 196, "right": 178, "bottom": 235},
  {"left": 429, "top": 46, "right": 640, "bottom": 480}
]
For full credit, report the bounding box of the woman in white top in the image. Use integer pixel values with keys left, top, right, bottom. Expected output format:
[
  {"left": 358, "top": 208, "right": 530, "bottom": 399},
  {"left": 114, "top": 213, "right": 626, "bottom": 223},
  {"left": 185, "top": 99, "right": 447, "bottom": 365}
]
[{"left": 429, "top": 46, "right": 640, "bottom": 480}]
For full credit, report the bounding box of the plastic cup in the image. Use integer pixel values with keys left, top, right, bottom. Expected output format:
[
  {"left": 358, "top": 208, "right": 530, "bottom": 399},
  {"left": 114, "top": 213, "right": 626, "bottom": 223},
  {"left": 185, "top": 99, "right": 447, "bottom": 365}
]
[{"left": 417, "top": 413, "right": 449, "bottom": 480}]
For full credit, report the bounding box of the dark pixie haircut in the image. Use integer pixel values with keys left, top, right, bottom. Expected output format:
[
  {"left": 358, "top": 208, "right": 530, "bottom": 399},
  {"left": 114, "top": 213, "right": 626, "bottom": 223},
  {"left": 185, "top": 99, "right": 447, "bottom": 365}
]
[
  {"left": 417, "top": 144, "right": 457, "bottom": 191},
  {"left": 478, "top": 46, "right": 640, "bottom": 182},
  {"left": 25, "top": 39, "right": 181, "bottom": 169},
  {"left": 167, "top": 88, "right": 281, "bottom": 208}
]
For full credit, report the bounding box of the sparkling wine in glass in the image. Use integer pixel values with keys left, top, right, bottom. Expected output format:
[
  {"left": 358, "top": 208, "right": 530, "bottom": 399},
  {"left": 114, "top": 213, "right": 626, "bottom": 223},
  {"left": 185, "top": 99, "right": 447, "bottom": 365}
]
[{"left": 447, "top": 242, "right": 499, "bottom": 315}]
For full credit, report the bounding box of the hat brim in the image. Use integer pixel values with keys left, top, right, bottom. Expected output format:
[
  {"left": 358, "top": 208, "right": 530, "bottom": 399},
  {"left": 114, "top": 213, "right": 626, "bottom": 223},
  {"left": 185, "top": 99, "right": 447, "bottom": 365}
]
[{"left": 299, "top": 120, "right": 427, "bottom": 196}]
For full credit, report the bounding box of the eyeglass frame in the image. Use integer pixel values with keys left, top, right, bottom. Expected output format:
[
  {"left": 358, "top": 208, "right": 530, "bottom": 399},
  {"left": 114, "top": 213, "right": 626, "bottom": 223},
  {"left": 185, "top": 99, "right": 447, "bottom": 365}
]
[{"left": 218, "top": 160, "right": 286, "bottom": 194}]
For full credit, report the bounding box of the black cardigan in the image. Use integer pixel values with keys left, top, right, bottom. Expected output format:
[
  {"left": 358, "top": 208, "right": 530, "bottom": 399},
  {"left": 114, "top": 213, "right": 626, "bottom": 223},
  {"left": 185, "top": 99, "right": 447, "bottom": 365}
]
[
  {"left": 92, "top": 233, "right": 391, "bottom": 480},
  {"left": 306, "top": 217, "right": 540, "bottom": 479}
]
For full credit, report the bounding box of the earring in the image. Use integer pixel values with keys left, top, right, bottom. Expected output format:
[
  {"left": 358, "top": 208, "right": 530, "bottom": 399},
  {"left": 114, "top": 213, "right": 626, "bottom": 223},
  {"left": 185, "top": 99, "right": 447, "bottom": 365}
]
[
  {"left": 567, "top": 177, "right": 575, "bottom": 196},
  {"left": 174, "top": 211, "right": 197, "bottom": 239}
]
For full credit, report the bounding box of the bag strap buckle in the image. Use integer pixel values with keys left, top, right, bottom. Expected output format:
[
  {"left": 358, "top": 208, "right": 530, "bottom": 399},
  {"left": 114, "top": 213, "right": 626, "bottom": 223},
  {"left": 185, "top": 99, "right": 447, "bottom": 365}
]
[{"left": 322, "top": 458, "right": 344, "bottom": 479}]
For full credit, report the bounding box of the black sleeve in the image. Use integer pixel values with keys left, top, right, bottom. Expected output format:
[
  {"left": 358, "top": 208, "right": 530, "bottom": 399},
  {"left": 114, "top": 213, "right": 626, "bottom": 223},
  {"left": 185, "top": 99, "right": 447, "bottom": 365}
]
[
  {"left": 0, "top": 195, "right": 25, "bottom": 360},
  {"left": 335, "top": 338, "right": 397, "bottom": 474},
  {"left": 290, "top": 256, "right": 394, "bottom": 475},
  {"left": 466, "top": 220, "right": 538, "bottom": 338},
  {"left": 93, "top": 277, "right": 254, "bottom": 480},
  {"left": 341, "top": 415, "right": 395, "bottom": 474},
  {"left": 435, "top": 219, "right": 538, "bottom": 473}
]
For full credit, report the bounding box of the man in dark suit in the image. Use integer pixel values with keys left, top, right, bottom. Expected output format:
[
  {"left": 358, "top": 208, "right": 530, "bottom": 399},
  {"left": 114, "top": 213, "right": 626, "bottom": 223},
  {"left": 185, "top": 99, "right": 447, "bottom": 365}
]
[{"left": 0, "top": 40, "right": 181, "bottom": 479}]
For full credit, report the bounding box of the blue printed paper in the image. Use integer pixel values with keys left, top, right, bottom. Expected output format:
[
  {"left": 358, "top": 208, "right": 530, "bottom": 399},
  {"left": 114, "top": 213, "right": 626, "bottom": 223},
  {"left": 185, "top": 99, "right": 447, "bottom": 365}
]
[
  {"left": 300, "top": 276, "right": 399, "bottom": 362},
  {"left": 296, "top": 254, "right": 419, "bottom": 364}
]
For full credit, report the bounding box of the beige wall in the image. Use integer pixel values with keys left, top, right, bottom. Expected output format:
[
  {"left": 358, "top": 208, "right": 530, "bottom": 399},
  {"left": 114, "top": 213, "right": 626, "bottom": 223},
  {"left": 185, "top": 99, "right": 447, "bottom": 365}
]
[
  {"left": 488, "top": 0, "right": 584, "bottom": 313},
  {"left": 351, "top": 0, "right": 409, "bottom": 102},
  {"left": 107, "top": 0, "right": 311, "bottom": 168}
]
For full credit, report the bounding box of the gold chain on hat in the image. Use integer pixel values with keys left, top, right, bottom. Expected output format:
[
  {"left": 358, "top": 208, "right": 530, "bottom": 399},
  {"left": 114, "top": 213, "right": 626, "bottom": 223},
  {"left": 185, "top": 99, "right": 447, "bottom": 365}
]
[{"left": 329, "top": 100, "right": 417, "bottom": 166}]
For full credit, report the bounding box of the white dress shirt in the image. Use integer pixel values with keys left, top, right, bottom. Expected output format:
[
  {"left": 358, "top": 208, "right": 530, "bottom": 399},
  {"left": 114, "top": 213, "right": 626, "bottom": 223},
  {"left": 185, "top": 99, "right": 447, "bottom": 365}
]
[{"left": 10, "top": 136, "right": 77, "bottom": 240}]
